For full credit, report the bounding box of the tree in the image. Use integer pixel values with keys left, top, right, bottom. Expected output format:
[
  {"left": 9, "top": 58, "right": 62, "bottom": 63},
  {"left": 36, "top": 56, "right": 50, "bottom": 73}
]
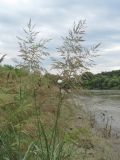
[
  {"left": 17, "top": 19, "right": 50, "bottom": 73},
  {"left": 52, "top": 20, "right": 100, "bottom": 84}
]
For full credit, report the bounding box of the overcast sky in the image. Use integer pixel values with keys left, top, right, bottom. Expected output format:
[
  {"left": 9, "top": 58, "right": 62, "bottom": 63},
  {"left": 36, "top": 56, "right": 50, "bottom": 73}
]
[{"left": 0, "top": 0, "right": 120, "bottom": 73}]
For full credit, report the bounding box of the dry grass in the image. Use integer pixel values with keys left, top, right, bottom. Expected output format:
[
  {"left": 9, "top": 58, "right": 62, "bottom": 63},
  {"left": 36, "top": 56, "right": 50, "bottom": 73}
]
[{"left": 0, "top": 74, "right": 120, "bottom": 159}]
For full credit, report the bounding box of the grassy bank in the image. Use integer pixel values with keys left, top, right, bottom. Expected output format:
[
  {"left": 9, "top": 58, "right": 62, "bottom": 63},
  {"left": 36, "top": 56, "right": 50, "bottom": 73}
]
[{"left": 0, "top": 66, "right": 119, "bottom": 160}]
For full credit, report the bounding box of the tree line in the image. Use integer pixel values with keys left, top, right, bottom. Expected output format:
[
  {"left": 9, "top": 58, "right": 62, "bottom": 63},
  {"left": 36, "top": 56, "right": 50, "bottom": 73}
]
[{"left": 82, "top": 70, "right": 120, "bottom": 89}]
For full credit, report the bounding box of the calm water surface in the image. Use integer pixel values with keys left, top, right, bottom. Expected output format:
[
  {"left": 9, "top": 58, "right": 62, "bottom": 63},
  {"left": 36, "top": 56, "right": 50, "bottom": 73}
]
[{"left": 78, "top": 90, "right": 120, "bottom": 133}]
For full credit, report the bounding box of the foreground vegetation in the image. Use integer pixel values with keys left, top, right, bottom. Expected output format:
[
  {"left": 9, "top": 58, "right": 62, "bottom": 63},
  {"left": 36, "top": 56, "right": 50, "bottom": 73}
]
[
  {"left": 0, "top": 65, "right": 120, "bottom": 160},
  {"left": 0, "top": 20, "right": 120, "bottom": 159}
]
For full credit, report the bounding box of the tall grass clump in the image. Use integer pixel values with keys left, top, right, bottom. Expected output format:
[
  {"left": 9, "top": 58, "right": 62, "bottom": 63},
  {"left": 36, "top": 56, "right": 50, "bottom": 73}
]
[
  {"left": 0, "top": 19, "right": 74, "bottom": 160},
  {"left": 29, "top": 86, "right": 73, "bottom": 160},
  {"left": 0, "top": 74, "right": 73, "bottom": 160},
  {"left": 1, "top": 19, "right": 118, "bottom": 160}
]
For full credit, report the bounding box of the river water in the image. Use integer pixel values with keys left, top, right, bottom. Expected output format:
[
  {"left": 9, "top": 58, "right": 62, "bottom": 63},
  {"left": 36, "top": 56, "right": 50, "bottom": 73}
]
[{"left": 78, "top": 90, "right": 120, "bottom": 135}]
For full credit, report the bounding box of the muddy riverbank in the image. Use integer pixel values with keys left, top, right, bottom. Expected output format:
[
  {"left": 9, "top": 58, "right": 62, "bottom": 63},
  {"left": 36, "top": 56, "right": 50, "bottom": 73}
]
[{"left": 77, "top": 90, "right": 120, "bottom": 135}]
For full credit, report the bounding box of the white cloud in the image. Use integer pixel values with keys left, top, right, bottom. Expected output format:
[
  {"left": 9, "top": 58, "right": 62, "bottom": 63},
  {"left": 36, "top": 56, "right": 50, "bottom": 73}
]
[
  {"left": 0, "top": 0, "right": 30, "bottom": 6},
  {"left": 104, "top": 45, "right": 120, "bottom": 52},
  {"left": 0, "top": 0, "right": 120, "bottom": 73}
]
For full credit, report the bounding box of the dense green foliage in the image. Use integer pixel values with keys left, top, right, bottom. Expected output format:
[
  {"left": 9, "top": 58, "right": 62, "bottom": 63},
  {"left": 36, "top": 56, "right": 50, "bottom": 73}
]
[{"left": 82, "top": 70, "right": 120, "bottom": 89}]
